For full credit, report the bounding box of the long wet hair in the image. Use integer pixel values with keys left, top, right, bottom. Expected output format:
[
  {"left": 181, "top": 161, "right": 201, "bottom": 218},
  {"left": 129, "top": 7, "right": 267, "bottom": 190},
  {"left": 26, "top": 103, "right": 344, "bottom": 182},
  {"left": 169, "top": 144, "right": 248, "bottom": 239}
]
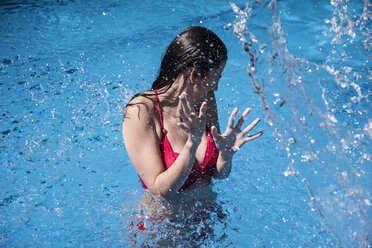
[
  {"left": 125, "top": 26, "right": 227, "bottom": 114},
  {"left": 151, "top": 26, "right": 228, "bottom": 92}
]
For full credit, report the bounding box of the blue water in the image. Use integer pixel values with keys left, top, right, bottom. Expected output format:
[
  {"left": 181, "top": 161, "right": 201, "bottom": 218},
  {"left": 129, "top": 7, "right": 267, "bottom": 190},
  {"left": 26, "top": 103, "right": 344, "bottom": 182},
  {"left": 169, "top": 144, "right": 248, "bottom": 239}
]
[{"left": 0, "top": 0, "right": 370, "bottom": 247}]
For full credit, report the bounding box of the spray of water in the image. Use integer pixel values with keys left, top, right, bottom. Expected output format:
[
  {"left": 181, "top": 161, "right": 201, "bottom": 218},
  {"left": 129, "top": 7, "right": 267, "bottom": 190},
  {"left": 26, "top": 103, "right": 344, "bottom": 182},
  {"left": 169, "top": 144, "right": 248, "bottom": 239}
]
[{"left": 225, "top": 0, "right": 371, "bottom": 246}]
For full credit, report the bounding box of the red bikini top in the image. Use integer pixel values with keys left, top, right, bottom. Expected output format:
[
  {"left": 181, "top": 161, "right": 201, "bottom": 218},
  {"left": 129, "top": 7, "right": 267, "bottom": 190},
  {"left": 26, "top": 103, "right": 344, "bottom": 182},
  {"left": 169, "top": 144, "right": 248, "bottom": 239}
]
[{"left": 139, "top": 92, "right": 219, "bottom": 191}]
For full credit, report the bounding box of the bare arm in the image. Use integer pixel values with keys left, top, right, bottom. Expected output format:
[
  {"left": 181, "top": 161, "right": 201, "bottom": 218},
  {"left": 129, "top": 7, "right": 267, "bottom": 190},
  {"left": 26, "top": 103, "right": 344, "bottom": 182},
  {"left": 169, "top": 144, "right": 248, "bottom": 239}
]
[{"left": 122, "top": 94, "right": 207, "bottom": 199}]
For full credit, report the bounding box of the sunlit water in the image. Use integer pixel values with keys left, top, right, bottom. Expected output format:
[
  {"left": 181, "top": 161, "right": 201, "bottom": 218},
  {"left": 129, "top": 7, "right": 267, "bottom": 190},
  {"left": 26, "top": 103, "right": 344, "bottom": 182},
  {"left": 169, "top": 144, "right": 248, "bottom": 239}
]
[{"left": 0, "top": 0, "right": 370, "bottom": 247}]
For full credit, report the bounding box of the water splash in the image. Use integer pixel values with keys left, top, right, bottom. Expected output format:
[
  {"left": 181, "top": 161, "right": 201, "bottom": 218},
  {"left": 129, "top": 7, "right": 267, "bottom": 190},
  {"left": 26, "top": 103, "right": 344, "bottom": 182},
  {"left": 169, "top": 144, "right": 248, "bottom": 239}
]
[{"left": 226, "top": 0, "right": 371, "bottom": 246}]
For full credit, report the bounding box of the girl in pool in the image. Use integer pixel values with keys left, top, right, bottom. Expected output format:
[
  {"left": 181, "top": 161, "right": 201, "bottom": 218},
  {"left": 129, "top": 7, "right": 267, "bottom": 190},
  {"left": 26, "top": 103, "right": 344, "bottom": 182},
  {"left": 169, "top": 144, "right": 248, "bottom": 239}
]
[{"left": 122, "top": 26, "right": 262, "bottom": 204}]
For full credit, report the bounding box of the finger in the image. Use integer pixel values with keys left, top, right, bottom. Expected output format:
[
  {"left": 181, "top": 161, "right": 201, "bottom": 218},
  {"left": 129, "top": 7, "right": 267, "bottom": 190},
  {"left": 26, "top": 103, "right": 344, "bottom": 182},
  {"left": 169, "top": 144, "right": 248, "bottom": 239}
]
[
  {"left": 185, "top": 96, "right": 195, "bottom": 114},
  {"left": 179, "top": 93, "right": 193, "bottom": 114},
  {"left": 198, "top": 101, "right": 207, "bottom": 119},
  {"left": 177, "top": 122, "right": 192, "bottom": 135},
  {"left": 235, "top": 107, "right": 251, "bottom": 130},
  {"left": 178, "top": 105, "right": 191, "bottom": 125},
  {"left": 241, "top": 118, "right": 260, "bottom": 135},
  {"left": 227, "top": 108, "right": 238, "bottom": 129},
  {"left": 210, "top": 126, "right": 221, "bottom": 141},
  {"left": 235, "top": 130, "right": 263, "bottom": 150},
  {"left": 244, "top": 130, "right": 263, "bottom": 142}
]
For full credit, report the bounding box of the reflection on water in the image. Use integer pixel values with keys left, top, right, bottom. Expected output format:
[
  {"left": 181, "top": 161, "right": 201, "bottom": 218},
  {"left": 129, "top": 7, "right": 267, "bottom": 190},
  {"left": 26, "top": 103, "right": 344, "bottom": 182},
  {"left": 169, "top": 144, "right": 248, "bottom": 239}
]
[{"left": 226, "top": 0, "right": 371, "bottom": 247}]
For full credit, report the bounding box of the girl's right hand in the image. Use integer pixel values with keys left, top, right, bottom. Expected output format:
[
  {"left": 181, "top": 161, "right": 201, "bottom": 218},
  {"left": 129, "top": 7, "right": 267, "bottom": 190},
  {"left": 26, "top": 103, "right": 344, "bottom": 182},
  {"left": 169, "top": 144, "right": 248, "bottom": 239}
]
[{"left": 177, "top": 92, "right": 207, "bottom": 144}]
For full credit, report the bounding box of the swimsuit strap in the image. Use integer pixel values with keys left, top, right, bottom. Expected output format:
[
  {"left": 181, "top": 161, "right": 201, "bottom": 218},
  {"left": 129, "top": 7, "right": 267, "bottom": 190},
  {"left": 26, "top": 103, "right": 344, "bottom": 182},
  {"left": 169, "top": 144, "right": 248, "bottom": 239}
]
[{"left": 154, "top": 91, "right": 167, "bottom": 133}]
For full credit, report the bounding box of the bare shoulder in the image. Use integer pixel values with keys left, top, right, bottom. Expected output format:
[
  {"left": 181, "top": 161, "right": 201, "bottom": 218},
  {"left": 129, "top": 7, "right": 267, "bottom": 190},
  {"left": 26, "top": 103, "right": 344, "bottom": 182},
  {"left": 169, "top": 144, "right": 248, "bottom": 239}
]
[
  {"left": 122, "top": 93, "right": 161, "bottom": 142},
  {"left": 124, "top": 94, "right": 156, "bottom": 122},
  {"left": 122, "top": 93, "right": 165, "bottom": 190}
]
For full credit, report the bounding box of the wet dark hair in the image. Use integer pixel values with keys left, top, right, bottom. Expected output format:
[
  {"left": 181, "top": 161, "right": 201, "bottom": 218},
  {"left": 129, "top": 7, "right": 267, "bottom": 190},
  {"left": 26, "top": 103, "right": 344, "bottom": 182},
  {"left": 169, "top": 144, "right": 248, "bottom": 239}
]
[
  {"left": 124, "top": 26, "right": 227, "bottom": 117},
  {"left": 151, "top": 26, "right": 228, "bottom": 92}
]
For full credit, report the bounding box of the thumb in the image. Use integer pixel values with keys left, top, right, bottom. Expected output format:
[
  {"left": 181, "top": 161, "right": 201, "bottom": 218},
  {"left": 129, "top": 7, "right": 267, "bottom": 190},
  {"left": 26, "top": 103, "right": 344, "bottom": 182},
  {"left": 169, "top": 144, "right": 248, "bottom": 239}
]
[{"left": 211, "top": 126, "right": 220, "bottom": 141}]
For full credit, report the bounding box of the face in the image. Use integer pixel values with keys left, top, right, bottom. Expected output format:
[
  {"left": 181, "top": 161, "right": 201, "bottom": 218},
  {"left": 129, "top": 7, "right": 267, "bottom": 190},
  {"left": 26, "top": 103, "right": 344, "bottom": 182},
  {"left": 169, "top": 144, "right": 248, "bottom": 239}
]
[{"left": 194, "top": 61, "right": 226, "bottom": 99}]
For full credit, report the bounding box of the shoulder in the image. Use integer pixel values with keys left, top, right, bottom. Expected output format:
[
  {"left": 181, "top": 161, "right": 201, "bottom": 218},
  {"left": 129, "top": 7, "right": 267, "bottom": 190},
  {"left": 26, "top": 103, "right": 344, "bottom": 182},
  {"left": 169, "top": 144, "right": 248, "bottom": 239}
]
[
  {"left": 124, "top": 92, "right": 157, "bottom": 120},
  {"left": 123, "top": 93, "right": 161, "bottom": 138}
]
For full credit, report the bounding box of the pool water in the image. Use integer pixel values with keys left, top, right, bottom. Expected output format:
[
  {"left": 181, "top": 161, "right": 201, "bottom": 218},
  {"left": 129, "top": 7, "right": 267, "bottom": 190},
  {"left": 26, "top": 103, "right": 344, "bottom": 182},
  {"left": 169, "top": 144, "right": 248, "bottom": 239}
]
[{"left": 0, "top": 0, "right": 370, "bottom": 247}]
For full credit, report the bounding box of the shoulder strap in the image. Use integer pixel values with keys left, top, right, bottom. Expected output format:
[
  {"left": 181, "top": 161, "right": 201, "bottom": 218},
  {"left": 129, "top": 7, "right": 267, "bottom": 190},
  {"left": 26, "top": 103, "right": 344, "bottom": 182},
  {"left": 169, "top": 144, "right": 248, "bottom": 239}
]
[{"left": 154, "top": 91, "right": 164, "bottom": 129}]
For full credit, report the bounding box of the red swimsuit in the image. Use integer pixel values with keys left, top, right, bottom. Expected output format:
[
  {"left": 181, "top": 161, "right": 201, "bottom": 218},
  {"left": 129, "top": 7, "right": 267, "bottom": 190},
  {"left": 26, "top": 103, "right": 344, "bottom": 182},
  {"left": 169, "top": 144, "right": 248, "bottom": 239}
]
[{"left": 139, "top": 92, "right": 219, "bottom": 191}]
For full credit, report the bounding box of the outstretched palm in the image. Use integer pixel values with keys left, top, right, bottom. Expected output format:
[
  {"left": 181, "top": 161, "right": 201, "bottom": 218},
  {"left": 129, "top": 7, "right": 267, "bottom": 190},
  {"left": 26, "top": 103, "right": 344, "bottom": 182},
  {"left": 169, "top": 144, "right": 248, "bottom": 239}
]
[{"left": 211, "top": 107, "right": 263, "bottom": 159}]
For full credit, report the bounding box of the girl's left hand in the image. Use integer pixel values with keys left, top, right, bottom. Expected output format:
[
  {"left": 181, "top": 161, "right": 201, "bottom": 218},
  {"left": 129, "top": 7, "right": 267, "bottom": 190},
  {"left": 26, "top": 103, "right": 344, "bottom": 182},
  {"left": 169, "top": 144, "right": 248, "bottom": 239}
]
[{"left": 211, "top": 107, "right": 263, "bottom": 160}]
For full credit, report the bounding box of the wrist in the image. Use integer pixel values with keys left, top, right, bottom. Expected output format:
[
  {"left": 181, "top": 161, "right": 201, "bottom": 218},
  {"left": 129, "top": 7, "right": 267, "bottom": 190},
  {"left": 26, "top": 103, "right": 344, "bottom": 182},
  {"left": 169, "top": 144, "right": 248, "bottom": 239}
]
[
  {"left": 219, "top": 151, "right": 233, "bottom": 162},
  {"left": 186, "top": 136, "right": 201, "bottom": 150}
]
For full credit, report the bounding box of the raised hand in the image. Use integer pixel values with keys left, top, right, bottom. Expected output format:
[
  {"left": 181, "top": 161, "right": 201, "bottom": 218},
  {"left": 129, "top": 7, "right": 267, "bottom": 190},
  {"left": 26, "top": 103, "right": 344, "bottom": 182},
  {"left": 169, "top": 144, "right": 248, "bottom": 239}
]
[
  {"left": 177, "top": 92, "right": 207, "bottom": 144},
  {"left": 211, "top": 107, "right": 263, "bottom": 159}
]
